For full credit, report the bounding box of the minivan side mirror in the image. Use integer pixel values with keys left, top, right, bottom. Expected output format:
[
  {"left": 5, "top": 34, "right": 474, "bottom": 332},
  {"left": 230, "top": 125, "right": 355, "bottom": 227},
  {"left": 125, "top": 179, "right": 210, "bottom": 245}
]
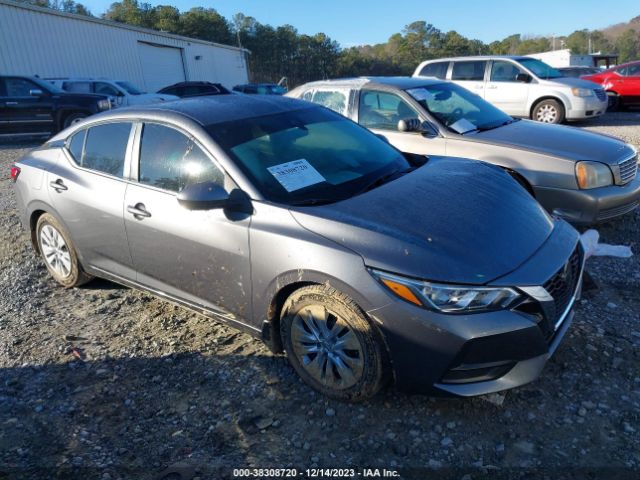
[
  {"left": 29, "top": 89, "right": 44, "bottom": 97},
  {"left": 516, "top": 73, "right": 532, "bottom": 83},
  {"left": 177, "top": 182, "right": 229, "bottom": 210}
]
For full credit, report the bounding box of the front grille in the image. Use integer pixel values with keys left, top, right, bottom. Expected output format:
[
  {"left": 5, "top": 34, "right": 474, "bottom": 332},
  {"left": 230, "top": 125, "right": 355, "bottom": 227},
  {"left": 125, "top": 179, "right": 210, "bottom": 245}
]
[
  {"left": 618, "top": 154, "right": 638, "bottom": 184},
  {"left": 543, "top": 245, "right": 582, "bottom": 327},
  {"left": 594, "top": 88, "right": 607, "bottom": 102}
]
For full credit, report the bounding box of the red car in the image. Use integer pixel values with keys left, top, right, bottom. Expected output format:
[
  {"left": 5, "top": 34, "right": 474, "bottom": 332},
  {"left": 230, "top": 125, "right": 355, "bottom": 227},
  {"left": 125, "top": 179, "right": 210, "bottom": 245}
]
[{"left": 582, "top": 61, "right": 640, "bottom": 109}]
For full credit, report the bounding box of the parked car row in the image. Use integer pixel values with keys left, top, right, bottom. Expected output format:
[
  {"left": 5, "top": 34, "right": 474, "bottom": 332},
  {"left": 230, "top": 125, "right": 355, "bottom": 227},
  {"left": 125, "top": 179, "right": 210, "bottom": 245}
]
[{"left": 7, "top": 55, "right": 640, "bottom": 402}]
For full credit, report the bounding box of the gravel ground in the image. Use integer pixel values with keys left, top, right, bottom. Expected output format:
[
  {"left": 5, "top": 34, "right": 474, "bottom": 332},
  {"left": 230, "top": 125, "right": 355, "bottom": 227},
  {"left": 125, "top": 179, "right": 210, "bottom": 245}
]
[{"left": 1, "top": 112, "right": 639, "bottom": 480}]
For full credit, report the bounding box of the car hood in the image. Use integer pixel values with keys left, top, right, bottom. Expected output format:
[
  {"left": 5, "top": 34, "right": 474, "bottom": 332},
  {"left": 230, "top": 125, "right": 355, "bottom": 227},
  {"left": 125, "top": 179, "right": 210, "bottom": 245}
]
[
  {"left": 134, "top": 94, "right": 179, "bottom": 102},
  {"left": 290, "top": 157, "right": 555, "bottom": 284},
  {"left": 547, "top": 76, "right": 603, "bottom": 89},
  {"left": 472, "top": 119, "right": 633, "bottom": 164}
]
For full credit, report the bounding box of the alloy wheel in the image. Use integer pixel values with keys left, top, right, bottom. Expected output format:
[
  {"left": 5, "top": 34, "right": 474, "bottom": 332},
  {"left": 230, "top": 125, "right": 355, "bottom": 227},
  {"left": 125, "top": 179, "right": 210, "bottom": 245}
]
[
  {"left": 40, "top": 224, "right": 72, "bottom": 279},
  {"left": 536, "top": 104, "right": 558, "bottom": 123},
  {"left": 290, "top": 304, "right": 364, "bottom": 389}
]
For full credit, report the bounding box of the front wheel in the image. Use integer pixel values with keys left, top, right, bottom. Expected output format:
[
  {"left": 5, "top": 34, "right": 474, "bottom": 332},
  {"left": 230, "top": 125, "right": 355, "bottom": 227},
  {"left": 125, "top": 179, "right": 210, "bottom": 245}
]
[
  {"left": 532, "top": 99, "right": 565, "bottom": 124},
  {"left": 62, "top": 112, "right": 88, "bottom": 129},
  {"left": 36, "top": 213, "right": 92, "bottom": 288},
  {"left": 280, "top": 285, "right": 388, "bottom": 402}
]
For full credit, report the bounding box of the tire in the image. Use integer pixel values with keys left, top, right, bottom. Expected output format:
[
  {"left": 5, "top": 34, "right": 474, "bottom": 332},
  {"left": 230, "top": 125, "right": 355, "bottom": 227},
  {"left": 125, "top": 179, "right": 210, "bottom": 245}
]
[
  {"left": 607, "top": 92, "right": 619, "bottom": 111},
  {"left": 36, "top": 213, "right": 92, "bottom": 288},
  {"left": 532, "top": 99, "right": 565, "bottom": 124},
  {"left": 280, "top": 284, "right": 388, "bottom": 402},
  {"left": 62, "top": 112, "right": 88, "bottom": 129}
]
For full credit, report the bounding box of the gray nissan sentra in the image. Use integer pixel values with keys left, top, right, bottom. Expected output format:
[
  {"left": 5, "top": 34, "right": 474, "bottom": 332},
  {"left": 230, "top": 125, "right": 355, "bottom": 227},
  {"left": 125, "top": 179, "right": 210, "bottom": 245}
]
[
  {"left": 288, "top": 77, "right": 640, "bottom": 225},
  {"left": 12, "top": 95, "right": 584, "bottom": 401}
]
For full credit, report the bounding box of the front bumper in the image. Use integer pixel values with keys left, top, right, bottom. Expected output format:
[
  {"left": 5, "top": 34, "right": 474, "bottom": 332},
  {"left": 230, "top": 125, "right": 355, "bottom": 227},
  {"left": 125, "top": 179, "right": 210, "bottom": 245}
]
[
  {"left": 565, "top": 96, "right": 608, "bottom": 120},
  {"left": 368, "top": 224, "right": 583, "bottom": 396},
  {"left": 533, "top": 175, "right": 640, "bottom": 225}
]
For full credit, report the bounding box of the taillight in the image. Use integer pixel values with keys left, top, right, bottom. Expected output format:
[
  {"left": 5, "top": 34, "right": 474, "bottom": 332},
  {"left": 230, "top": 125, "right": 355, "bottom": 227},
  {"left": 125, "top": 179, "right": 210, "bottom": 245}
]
[{"left": 10, "top": 165, "right": 21, "bottom": 182}]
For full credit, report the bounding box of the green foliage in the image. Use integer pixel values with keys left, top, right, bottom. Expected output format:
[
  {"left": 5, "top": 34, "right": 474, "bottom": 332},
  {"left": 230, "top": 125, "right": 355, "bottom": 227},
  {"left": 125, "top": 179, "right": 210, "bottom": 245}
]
[{"left": 615, "top": 29, "right": 640, "bottom": 62}]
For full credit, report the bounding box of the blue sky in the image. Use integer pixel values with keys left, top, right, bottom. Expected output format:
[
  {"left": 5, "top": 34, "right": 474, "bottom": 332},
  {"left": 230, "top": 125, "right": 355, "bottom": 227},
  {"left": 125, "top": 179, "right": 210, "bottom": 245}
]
[{"left": 81, "top": 0, "right": 639, "bottom": 47}]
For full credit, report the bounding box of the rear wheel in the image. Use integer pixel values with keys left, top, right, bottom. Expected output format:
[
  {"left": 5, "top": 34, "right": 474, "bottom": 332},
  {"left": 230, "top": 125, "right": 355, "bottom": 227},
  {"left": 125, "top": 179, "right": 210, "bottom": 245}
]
[
  {"left": 36, "top": 213, "right": 92, "bottom": 288},
  {"left": 280, "top": 285, "right": 387, "bottom": 401},
  {"left": 532, "top": 99, "right": 565, "bottom": 124}
]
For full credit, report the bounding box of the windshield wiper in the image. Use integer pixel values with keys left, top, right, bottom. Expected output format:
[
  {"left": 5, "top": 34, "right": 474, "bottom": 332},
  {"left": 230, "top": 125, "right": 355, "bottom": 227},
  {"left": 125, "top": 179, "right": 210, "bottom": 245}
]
[
  {"left": 477, "top": 118, "right": 519, "bottom": 132},
  {"left": 356, "top": 167, "right": 414, "bottom": 195},
  {"left": 289, "top": 198, "right": 337, "bottom": 206}
]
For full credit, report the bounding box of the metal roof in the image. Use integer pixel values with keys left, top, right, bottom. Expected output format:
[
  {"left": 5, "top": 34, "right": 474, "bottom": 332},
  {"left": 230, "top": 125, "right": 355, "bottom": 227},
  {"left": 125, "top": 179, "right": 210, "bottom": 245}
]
[{"left": 0, "top": 0, "right": 249, "bottom": 53}]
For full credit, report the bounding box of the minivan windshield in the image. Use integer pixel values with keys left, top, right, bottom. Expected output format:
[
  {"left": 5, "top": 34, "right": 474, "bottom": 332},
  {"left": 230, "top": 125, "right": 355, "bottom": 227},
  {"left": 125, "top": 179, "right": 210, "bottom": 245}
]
[
  {"left": 116, "top": 81, "right": 144, "bottom": 95},
  {"left": 516, "top": 58, "right": 562, "bottom": 79},
  {"left": 207, "top": 107, "right": 409, "bottom": 204},
  {"left": 406, "top": 83, "right": 514, "bottom": 134}
]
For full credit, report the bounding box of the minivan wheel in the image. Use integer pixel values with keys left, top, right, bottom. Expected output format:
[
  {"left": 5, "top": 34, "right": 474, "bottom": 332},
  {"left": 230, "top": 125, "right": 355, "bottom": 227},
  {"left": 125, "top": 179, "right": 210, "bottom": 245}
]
[
  {"left": 62, "top": 112, "right": 88, "bottom": 129},
  {"left": 36, "top": 213, "right": 92, "bottom": 288},
  {"left": 280, "top": 285, "right": 387, "bottom": 401},
  {"left": 532, "top": 99, "right": 564, "bottom": 124}
]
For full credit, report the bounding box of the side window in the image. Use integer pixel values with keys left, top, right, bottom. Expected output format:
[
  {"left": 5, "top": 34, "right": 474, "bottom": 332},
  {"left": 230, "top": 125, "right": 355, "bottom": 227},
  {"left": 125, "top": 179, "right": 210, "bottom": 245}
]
[
  {"left": 419, "top": 62, "right": 449, "bottom": 79},
  {"left": 5, "top": 78, "right": 40, "bottom": 97},
  {"left": 63, "top": 81, "right": 91, "bottom": 93},
  {"left": 451, "top": 61, "right": 487, "bottom": 81},
  {"left": 82, "top": 123, "right": 132, "bottom": 177},
  {"left": 359, "top": 90, "right": 419, "bottom": 131},
  {"left": 490, "top": 61, "right": 523, "bottom": 82},
  {"left": 300, "top": 90, "right": 313, "bottom": 101},
  {"left": 616, "top": 66, "right": 628, "bottom": 76},
  {"left": 67, "top": 129, "right": 86, "bottom": 163},
  {"left": 95, "top": 82, "right": 120, "bottom": 96},
  {"left": 138, "top": 123, "right": 224, "bottom": 193},
  {"left": 628, "top": 64, "right": 640, "bottom": 76},
  {"left": 311, "top": 90, "right": 349, "bottom": 116}
]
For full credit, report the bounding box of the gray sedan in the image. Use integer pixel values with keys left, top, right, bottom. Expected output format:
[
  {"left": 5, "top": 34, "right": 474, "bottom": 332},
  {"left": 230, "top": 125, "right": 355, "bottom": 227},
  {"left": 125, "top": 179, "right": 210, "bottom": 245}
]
[
  {"left": 13, "top": 95, "right": 583, "bottom": 400},
  {"left": 287, "top": 77, "right": 640, "bottom": 225}
]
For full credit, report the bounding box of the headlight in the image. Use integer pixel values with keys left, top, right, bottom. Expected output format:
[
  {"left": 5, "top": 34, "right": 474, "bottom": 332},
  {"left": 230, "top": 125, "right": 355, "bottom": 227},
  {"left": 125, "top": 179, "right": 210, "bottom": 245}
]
[
  {"left": 571, "top": 88, "right": 594, "bottom": 98},
  {"left": 370, "top": 269, "right": 521, "bottom": 313},
  {"left": 575, "top": 161, "right": 613, "bottom": 189},
  {"left": 97, "top": 99, "right": 111, "bottom": 110}
]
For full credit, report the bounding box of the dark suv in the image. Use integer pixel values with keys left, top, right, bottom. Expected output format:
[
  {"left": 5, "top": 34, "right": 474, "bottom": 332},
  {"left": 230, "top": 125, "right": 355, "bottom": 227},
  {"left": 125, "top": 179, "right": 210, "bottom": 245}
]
[{"left": 0, "top": 76, "right": 112, "bottom": 138}]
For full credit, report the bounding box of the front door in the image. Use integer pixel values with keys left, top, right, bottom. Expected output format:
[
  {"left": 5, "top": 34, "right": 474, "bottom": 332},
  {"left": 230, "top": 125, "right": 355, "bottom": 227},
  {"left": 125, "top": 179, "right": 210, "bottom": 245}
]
[
  {"left": 357, "top": 89, "right": 447, "bottom": 155},
  {"left": 124, "top": 122, "right": 252, "bottom": 321},
  {"left": 485, "top": 60, "right": 530, "bottom": 116},
  {"left": 0, "top": 77, "right": 55, "bottom": 135}
]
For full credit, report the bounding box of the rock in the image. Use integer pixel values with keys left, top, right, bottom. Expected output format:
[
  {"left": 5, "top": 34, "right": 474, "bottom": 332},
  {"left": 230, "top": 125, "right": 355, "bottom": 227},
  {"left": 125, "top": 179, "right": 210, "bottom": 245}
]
[
  {"left": 441, "top": 437, "right": 453, "bottom": 447},
  {"left": 514, "top": 441, "right": 536, "bottom": 455},
  {"left": 612, "top": 357, "right": 623, "bottom": 369},
  {"left": 254, "top": 416, "right": 274, "bottom": 430},
  {"left": 446, "top": 421, "right": 456, "bottom": 429},
  {"left": 606, "top": 302, "right": 618, "bottom": 309},
  {"left": 393, "top": 444, "right": 408, "bottom": 457},
  {"left": 428, "top": 459, "right": 442, "bottom": 468},
  {"left": 303, "top": 442, "right": 311, "bottom": 451},
  {"left": 578, "top": 407, "right": 587, "bottom": 417},
  {"left": 325, "top": 408, "right": 335, "bottom": 417}
]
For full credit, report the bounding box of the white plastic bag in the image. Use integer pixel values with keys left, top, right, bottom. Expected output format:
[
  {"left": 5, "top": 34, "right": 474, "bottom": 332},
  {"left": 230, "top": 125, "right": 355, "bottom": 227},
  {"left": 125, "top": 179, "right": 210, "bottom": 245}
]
[{"left": 580, "top": 229, "right": 633, "bottom": 260}]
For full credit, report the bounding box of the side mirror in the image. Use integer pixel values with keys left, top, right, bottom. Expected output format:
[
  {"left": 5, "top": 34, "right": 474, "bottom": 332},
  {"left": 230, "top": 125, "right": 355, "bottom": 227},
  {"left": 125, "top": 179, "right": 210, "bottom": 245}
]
[
  {"left": 177, "top": 182, "right": 229, "bottom": 210},
  {"left": 398, "top": 118, "right": 422, "bottom": 132},
  {"left": 29, "top": 89, "right": 44, "bottom": 97},
  {"left": 516, "top": 73, "right": 532, "bottom": 83}
]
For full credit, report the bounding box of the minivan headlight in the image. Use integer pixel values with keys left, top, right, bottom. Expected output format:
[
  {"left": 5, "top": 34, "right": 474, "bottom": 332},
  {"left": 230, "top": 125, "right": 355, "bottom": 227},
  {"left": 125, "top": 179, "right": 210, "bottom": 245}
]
[
  {"left": 97, "top": 99, "right": 111, "bottom": 111},
  {"left": 571, "top": 88, "right": 594, "bottom": 97},
  {"left": 370, "top": 269, "right": 521, "bottom": 313},
  {"left": 576, "top": 161, "right": 613, "bottom": 189}
]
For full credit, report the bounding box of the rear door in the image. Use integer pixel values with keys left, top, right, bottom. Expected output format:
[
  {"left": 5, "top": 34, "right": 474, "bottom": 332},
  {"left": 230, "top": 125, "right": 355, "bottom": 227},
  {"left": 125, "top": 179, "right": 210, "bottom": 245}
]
[
  {"left": 47, "top": 121, "right": 136, "bottom": 278},
  {"left": 0, "top": 77, "right": 55, "bottom": 135},
  {"left": 357, "top": 89, "right": 446, "bottom": 155},
  {"left": 123, "top": 122, "right": 252, "bottom": 321},
  {"left": 484, "top": 60, "right": 530, "bottom": 116},
  {"left": 449, "top": 60, "right": 488, "bottom": 98}
]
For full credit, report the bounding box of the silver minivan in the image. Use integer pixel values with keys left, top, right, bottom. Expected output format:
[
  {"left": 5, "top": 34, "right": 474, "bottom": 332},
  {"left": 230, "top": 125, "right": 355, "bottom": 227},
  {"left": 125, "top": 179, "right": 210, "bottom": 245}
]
[{"left": 413, "top": 56, "right": 608, "bottom": 123}]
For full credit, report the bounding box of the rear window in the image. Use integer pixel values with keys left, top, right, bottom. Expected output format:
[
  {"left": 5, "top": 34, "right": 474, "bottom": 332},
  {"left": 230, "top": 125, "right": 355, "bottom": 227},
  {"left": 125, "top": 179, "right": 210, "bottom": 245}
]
[
  {"left": 418, "top": 62, "right": 449, "bottom": 79},
  {"left": 451, "top": 61, "right": 487, "bottom": 81},
  {"left": 63, "top": 81, "right": 91, "bottom": 93},
  {"left": 81, "top": 123, "right": 132, "bottom": 177}
]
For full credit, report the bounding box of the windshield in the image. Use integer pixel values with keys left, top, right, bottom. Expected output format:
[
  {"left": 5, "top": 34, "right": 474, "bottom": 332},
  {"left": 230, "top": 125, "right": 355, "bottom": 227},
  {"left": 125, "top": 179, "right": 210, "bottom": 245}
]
[
  {"left": 406, "top": 83, "right": 513, "bottom": 134},
  {"left": 116, "top": 81, "right": 144, "bottom": 95},
  {"left": 207, "top": 107, "right": 409, "bottom": 204},
  {"left": 516, "top": 58, "right": 562, "bottom": 79}
]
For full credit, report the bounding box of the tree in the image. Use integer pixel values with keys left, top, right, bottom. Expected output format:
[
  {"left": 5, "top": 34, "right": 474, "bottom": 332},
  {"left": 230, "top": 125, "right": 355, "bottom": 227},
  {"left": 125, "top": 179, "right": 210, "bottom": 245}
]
[
  {"left": 615, "top": 29, "right": 640, "bottom": 62},
  {"left": 179, "top": 7, "right": 233, "bottom": 44}
]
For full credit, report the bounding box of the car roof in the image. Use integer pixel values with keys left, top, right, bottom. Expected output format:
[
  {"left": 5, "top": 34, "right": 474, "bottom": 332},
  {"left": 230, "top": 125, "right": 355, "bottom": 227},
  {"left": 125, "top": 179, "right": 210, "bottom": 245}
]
[
  {"left": 295, "top": 76, "right": 446, "bottom": 90},
  {"left": 420, "top": 55, "right": 530, "bottom": 62},
  {"left": 163, "top": 81, "right": 221, "bottom": 88},
  {"left": 87, "top": 94, "right": 312, "bottom": 126}
]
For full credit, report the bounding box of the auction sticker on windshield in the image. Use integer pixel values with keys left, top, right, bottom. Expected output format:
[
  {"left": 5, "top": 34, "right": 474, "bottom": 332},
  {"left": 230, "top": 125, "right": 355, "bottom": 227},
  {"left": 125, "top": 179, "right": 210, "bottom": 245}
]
[{"left": 267, "top": 159, "right": 326, "bottom": 192}]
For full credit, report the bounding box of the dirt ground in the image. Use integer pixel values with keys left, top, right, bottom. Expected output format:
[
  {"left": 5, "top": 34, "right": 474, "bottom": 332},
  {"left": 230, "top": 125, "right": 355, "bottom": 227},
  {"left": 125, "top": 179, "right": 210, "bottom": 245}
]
[{"left": 1, "top": 112, "right": 639, "bottom": 480}]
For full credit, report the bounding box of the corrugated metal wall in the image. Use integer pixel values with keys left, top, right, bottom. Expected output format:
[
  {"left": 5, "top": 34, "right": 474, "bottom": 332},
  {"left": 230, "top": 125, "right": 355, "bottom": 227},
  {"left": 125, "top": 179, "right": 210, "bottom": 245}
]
[{"left": 0, "top": 0, "right": 249, "bottom": 90}]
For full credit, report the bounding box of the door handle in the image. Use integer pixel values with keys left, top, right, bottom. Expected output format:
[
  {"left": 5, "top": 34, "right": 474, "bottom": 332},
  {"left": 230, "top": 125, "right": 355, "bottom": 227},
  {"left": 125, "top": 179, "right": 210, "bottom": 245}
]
[
  {"left": 49, "top": 179, "right": 68, "bottom": 192},
  {"left": 127, "top": 203, "right": 151, "bottom": 219}
]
